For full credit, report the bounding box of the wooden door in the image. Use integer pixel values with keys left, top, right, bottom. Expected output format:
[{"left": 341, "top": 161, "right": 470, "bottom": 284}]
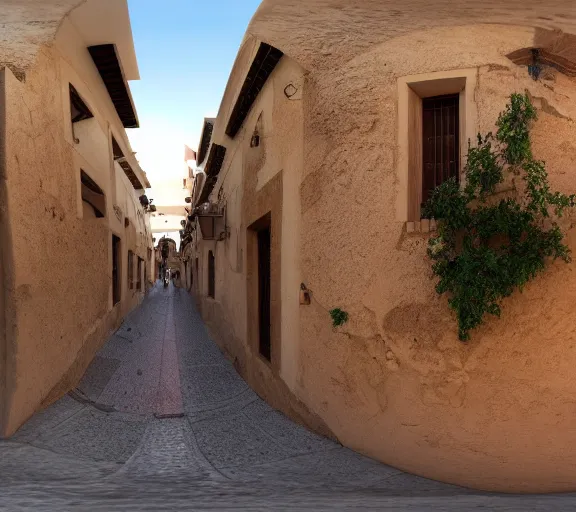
[
  {"left": 257, "top": 226, "right": 271, "bottom": 361},
  {"left": 112, "top": 235, "right": 121, "bottom": 305}
]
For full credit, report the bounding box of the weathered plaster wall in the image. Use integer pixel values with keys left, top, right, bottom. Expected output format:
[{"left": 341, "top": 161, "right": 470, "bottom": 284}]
[
  {"left": 0, "top": 0, "right": 139, "bottom": 83},
  {"left": 250, "top": 0, "right": 576, "bottom": 72},
  {"left": 0, "top": 70, "right": 11, "bottom": 436},
  {"left": 193, "top": 52, "right": 333, "bottom": 438},
  {"left": 251, "top": 16, "right": 576, "bottom": 493},
  {"left": 1, "top": 19, "right": 151, "bottom": 435},
  {"left": 177, "top": 0, "right": 576, "bottom": 492},
  {"left": 0, "top": 0, "right": 82, "bottom": 79},
  {"left": 3, "top": 51, "right": 107, "bottom": 434},
  {"left": 174, "top": 0, "right": 576, "bottom": 492}
]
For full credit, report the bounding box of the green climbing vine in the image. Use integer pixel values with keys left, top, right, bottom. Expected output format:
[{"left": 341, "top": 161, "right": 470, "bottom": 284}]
[
  {"left": 329, "top": 308, "right": 349, "bottom": 328},
  {"left": 423, "top": 93, "right": 575, "bottom": 341}
]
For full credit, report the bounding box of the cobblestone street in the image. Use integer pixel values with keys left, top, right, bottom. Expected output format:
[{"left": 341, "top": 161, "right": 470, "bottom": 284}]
[{"left": 1, "top": 284, "right": 576, "bottom": 510}]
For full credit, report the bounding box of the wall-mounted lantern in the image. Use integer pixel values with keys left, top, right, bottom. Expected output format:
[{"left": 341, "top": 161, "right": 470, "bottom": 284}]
[
  {"left": 250, "top": 130, "right": 260, "bottom": 148},
  {"left": 300, "top": 283, "right": 311, "bottom": 305},
  {"left": 528, "top": 48, "right": 542, "bottom": 81},
  {"left": 197, "top": 212, "right": 225, "bottom": 240},
  {"left": 139, "top": 195, "right": 150, "bottom": 207}
]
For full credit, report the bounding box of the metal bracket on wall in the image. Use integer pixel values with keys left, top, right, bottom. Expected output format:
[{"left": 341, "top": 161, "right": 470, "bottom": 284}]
[
  {"left": 300, "top": 283, "right": 311, "bottom": 305},
  {"left": 217, "top": 226, "right": 230, "bottom": 242}
]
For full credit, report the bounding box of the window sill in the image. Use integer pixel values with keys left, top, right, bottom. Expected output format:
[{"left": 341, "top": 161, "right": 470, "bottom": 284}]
[{"left": 406, "top": 219, "right": 438, "bottom": 234}]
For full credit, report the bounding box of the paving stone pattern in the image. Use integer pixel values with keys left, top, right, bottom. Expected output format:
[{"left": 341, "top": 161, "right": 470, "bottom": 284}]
[{"left": 2, "top": 283, "right": 576, "bottom": 510}]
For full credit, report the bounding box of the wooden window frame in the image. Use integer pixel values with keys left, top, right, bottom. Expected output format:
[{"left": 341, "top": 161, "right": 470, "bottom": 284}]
[
  {"left": 128, "top": 250, "right": 134, "bottom": 290},
  {"left": 137, "top": 257, "right": 143, "bottom": 291},
  {"left": 421, "top": 94, "right": 460, "bottom": 211},
  {"left": 396, "top": 69, "right": 478, "bottom": 225},
  {"left": 80, "top": 169, "right": 106, "bottom": 218},
  {"left": 70, "top": 84, "right": 93, "bottom": 124}
]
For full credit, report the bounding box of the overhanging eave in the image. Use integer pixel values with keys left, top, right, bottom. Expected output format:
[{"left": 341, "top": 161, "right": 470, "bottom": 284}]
[{"left": 88, "top": 44, "right": 139, "bottom": 128}]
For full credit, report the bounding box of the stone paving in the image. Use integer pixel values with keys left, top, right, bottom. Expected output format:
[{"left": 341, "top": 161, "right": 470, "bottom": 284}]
[{"left": 2, "top": 283, "right": 576, "bottom": 510}]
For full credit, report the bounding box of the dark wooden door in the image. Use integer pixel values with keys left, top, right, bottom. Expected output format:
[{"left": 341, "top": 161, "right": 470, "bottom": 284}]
[
  {"left": 422, "top": 95, "right": 460, "bottom": 207},
  {"left": 112, "top": 235, "right": 121, "bottom": 305},
  {"left": 257, "top": 227, "right": 271, "bottom": 361}
]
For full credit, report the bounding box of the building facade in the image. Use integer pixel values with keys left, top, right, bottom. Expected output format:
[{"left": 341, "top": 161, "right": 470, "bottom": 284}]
[
  {"left": 156, "top": 237, "right": 182, "bottom": 280},
  {"left": 182, "top": 0, "right": 576, "bottom": 493},
  {"left": 0, "top": 0, "right": 154, "bottom": 437}
]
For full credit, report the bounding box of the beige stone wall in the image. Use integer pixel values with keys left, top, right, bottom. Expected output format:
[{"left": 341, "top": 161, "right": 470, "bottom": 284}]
[
  {"left": 191, "top": 0, "right": 576, "bottom": 492},
  {"left": 291, "top": 23, "right": 576, "bottom": 493},
  {"left": 0, "top": 0, "right": 82, "bottom": 79},
  {"left": 250, "top": 0, "right": 576, "bottom": 71},
  {"left": 0, "top": 69, "right": 11, "bottom": 439},
  {"left": 192, "top": 49, "right": 334, "bottom": 437},
  {"left": 0, "top": 21, "right": 152, "bottom": 435},
  {"left": 0, "top": 0, "right": 139, "bottom": 82}
]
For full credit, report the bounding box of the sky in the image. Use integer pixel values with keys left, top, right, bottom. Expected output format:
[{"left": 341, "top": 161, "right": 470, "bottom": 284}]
[{"left": 125, "top": 0, "right": 262, "bottom": 223}]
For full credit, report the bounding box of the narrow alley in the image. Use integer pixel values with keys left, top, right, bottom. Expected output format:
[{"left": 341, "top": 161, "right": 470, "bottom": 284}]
[
  {"left": 3, "top": 0, "right": 576, "bottom": 509},
  {"left": 0, "top": 284, "right": 574, "bottom": 510}
]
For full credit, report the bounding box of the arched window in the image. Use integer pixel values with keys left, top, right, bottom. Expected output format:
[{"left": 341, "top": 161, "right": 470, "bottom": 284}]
[{"left": 208, "top": 251, "right": 215, "bottom": 298}]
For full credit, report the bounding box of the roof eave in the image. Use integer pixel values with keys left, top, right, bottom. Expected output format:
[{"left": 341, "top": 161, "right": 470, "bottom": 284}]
[{"left": 88, "top": 43, "right": 139, "bottom": 129}]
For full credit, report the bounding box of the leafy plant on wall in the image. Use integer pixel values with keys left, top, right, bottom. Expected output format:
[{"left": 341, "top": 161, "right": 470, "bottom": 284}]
[
  {"left": 329, "top": 308, "right": 349, "bottom": 328},
  {"left": 423, "top": 93, "right": 575, "bottom": 341}
]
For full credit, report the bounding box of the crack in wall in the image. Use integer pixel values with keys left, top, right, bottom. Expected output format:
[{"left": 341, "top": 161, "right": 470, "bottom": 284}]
[{"left": 525, "top": 89, "right": 572, "bottom": 120}]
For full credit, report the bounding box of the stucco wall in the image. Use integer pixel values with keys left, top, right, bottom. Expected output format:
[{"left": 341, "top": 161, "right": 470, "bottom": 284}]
[
  {"left": 0, "top": 0, "right": 82, "bottom": 79},
  {"left": 192, "top": 52, "right": 334, "bottom": 437},
  {"left": 198, "top": 53, "right": 303, "bottom": 368},
  {"left": 0, "top": 0, "right": 139, "bottom": 82},
  {"left": 250, "top": 0, "right": 576, "bottom": 72},
  {"left": 1, "top": 22, "right": 151, "bottom": 435},
  {"left": 0, "top": 70, "right": 10, "bottom": 438},
  {"left": 190, "top": 0, "right": 576, "bottom": 492},
  {"left": 290, "top": 23, "right": 576, "bottom": 492}
]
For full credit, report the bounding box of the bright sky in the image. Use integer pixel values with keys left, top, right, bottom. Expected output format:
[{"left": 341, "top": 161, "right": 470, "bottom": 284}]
[{"left": 126, "top": 0, "right": 262, "bottom": 215}]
